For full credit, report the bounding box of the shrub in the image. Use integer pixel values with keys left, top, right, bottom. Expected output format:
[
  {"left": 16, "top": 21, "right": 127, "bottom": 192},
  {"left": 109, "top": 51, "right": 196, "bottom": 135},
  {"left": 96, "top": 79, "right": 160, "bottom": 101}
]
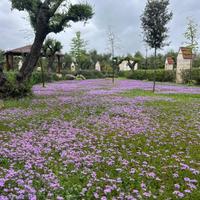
[
  {"left": 0, "top": 80, "right": 32, "bottom": 99},
  {"left": 126, "top": 69, "right": 176, "bottom": 82},
  {"left": 0, "top": 71, "right": 31, "bottom": 98},
  {"left": 118, "top": 71, "right": 130, "bottom": 78},
  {"left": 30, "top": 72, "right": 52, "bottom": 85},
  {"left": 30, "top": 71, "right": 71, "bottom": 84},
  {"left": 76, "top": 70, "right": 105, "bottom": 79},
  {"left": 181, "top": 68, "right": 200, "bottom": 85},
  {"left": 61, "top": 70, "right": 76, "bottom": 76}
]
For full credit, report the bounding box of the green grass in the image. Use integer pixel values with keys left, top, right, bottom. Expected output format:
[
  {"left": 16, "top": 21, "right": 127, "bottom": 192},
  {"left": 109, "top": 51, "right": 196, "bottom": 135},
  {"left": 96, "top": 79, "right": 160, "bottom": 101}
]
[
  {"left": 122, "top": 89, "right": 200, "bottom": 100},
  {"left": 1, "top": 89, "right": 200, "bottom": 199}
]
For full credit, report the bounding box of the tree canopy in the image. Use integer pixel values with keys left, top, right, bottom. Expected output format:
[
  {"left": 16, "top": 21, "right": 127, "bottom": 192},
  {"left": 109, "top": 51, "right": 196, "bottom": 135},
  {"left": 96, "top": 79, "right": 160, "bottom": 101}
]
[
  {"left": 0, "top": 50, "right": 4, "bottom": 65},
  {"left": 184, "top": 17, "right": 199, "bottom": 53},
  {"left": 43, "top": 38, "right": 63, "bottom": 72},
  {"left": 141, "top": 0, "right": 172, "bottom": 92},
  {"left": 43, "top": 38, "right": 63, "bottom": 57},
  {"left": 141, "top": 0, "right": 173, "bottom": 50},
  {"left": 70, "top": 31, "right": 88, "bottom": 69},
  {"left": 0, "top": 0, "right": 94, "bottom": 98},
  {"left": 11, "top": 0, "right": 93, "bottom": 82},
  {"left": 11, "top": 0, "right": 93, "bottom": 34}
]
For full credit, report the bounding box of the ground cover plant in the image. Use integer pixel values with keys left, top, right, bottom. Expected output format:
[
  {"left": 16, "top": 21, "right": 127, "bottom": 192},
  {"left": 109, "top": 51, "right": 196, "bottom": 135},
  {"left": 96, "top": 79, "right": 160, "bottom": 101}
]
[{"left": 0, "top": 79, "right": 200, "bottom": 200}]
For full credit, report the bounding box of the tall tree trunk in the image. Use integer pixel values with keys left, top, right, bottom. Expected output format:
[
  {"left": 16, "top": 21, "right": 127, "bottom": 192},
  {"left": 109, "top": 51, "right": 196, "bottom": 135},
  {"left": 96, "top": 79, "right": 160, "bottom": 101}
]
[
  {"left": 127, "top": 60, "right": 137, "bottom": 72},
  {"left": 16, "top": 3, "right": 50, "bottom": 84},
  {"left": 0, "top": 4, "right": 51, "bottom": 97},
  {"left": 16, "top": 31, "right": 47, "bottom": 83},
  {"left": 153, "top": 48, "right": 157, "bottom": 93}
]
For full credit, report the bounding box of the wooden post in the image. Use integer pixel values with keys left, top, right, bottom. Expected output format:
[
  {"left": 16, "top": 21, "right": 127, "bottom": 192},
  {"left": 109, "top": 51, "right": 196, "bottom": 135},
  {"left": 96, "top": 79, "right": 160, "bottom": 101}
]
[
  {"left": 7, "top": 54, "right": 14, "bottom": 70},
  {"left": 9, "top": 54, "right": 14, "bottom": 70},
  {"left": 39, "top": 59, "right": 45, "bottom": 88},
  {"left": 57, "top": 55, "right": 62, "bottom": 74},
  {"left": 6, "top": 54, "right": 11, "bottom": 71}
]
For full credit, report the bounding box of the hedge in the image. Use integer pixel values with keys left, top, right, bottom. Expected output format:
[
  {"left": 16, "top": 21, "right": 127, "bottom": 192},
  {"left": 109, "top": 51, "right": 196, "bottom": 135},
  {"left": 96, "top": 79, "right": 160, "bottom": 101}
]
[
  {"left": 76, "top": 70, "right": 105, "bottom": 79},
  {"left": 124, "top": 69, "right": 176, "bottom": 82},
  {"left": 4, "top": 71, "right": 65, "bottom": 86},
  {"left": 4, "top": 70, "right": 105, "bottom": 86},
  {"left": 181, "top": 68, "right": 200, "bottom": 85}
]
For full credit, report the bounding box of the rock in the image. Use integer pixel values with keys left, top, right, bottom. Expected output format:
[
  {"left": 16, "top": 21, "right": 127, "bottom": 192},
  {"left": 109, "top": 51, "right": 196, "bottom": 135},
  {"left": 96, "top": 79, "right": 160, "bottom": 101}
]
[
  {"left": 65, "top": 74, "right": 76, "bottom": 80},
  {"left": 76, "top": 74, "right": 86, "bottom": 80},
  {"left": 56, "top": 73, "right": 63, "bottom": 78}
]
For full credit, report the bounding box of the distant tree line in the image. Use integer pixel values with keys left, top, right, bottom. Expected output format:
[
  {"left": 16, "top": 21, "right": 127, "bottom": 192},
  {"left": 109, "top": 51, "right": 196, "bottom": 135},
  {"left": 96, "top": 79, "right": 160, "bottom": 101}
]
[{"left": 1, "top": 46, "right": 200, "bottom": 74}]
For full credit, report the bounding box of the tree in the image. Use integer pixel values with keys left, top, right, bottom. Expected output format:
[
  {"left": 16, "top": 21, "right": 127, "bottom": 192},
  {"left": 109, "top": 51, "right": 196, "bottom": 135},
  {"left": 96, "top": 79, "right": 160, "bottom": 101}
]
[
  {"left": 141, "top": 0, "right": 172, "bottom": 92},
  {"left": 97, "top": 53, "right": 112, "bottom": 73},
  {"left": 184, "top": 17, "right": 199, "bottom": 54},
  {"left": 0, "top": 50, "right": 4, "bottom": 65},
  {"left": 70, "top": 31, "right": 87, "bottom": 69},
  {"left": 107, "top": 29, "right": 119, "bottom": 83},
  {"left": 125, "top": 55, "right": 140, "bottom": 71},
  {"left": 89, "top": 50, "right": 100, "bottom": 69},
  {"left": 63, "top": 53, "right": 73, "bottom": 70},
  {"left": 193, "top": 53, "right": 200, "bottom": 68},
  {"left": 43, "top": 38, "right": 63, "bottom": 73},
  {"left": 134, "top": 51, "right": 144, "bottom": 69},
  {"left": 183, "top": 17, "right": 199, "bottom": 81},
  {"left": 0, "top": 0, "right": 93, "bottom": 96}
]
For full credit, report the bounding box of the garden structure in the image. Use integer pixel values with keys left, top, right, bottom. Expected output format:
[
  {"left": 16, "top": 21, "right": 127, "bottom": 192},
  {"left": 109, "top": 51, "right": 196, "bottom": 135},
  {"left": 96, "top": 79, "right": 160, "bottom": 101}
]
[
  {"left": 176, "top": 47, "right": 193, "bottom": 83},
  {"left": 4, "top": 45, "right": 64, "bottom": 73}
]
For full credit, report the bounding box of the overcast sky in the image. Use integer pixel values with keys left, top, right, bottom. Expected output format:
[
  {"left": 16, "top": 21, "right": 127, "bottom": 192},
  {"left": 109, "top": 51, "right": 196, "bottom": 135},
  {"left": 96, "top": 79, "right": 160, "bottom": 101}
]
[{"left": 0, "top": 0, "right": 200, "bottom": 56}]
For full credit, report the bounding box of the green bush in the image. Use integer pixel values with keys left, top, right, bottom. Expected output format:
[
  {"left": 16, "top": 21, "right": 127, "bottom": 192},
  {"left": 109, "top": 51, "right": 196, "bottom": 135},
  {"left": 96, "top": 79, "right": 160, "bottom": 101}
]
[
  {"left": 4, "top": 71, "right": 17, "bottom": 82},
  {"left": 76, "top": 70, "right": 105, "bottom": 79},
  {"left": 104, "top": 73, "right": 119, "bottom": 78},
  {"left": 0, "top": 72, "right": 32, "bottom": 99},
  {"left": 126, "top": 69, "right": 176, "bottom": 82},
  {"left": 118, "top": 71, "right": 130, "bottom": 78},
  {"left": 30, "top": 72, "right": 52, "bottom": 85},
  {"left": 30, "top": 72, "right": 68, "bottom": 84},
  {"left": 181, "top": 68, "right": 200, "bottom": 85},
  {"left": 61, "top": 70, "right": 76, "bottom": 76}
]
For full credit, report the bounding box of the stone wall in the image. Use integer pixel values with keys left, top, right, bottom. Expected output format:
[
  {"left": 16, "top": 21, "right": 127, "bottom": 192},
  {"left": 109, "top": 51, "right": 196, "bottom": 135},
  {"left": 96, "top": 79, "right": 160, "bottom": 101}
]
[{"left": 176, "top": 52, "right": 192, "bottom": 83}]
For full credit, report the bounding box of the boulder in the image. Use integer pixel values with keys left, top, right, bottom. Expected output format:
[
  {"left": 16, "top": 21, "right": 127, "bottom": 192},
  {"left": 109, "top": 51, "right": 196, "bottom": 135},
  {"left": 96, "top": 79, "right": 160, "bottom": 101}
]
[
  {"left": 76, "top": 74, "right": 86, "bottom": 80},
  {"left": 65, "top": 74, "right": 76, "bottom": 80}
]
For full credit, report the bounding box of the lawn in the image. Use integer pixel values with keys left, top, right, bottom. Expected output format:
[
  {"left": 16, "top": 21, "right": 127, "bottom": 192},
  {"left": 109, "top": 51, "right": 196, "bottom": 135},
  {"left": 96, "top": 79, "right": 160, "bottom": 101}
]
[{"left": 0, "top": 79, "right": 200, "bottom": 200}]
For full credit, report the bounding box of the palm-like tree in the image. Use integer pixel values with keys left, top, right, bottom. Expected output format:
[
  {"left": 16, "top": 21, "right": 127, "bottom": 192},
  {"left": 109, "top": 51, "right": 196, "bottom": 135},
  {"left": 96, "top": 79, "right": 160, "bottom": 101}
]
[{"left": 43, "top": 38, "right": 63, "bottom": 73}]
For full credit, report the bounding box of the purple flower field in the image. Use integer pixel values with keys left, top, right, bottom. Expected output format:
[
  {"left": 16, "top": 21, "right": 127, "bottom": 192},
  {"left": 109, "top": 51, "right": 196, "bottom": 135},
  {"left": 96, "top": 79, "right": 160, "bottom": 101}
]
[{"left": 0, "top": 80, "right": 200, "bottom": 200}]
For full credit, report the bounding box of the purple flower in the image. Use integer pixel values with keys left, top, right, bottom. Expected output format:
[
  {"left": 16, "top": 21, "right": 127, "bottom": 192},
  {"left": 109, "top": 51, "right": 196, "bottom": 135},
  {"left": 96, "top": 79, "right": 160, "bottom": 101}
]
[
  {"left": 174, "top": 184, "right": 180, "bottom": 189},
  {"left": 0, "top": 179, "right": 5, "bottom": 187}
]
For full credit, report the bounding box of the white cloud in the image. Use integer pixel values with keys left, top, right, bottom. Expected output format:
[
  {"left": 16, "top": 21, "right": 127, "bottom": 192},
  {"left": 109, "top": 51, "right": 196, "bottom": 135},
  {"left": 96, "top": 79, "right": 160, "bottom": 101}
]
[{"left": 0, "top": 0, "right": 200, "bottom": 56}]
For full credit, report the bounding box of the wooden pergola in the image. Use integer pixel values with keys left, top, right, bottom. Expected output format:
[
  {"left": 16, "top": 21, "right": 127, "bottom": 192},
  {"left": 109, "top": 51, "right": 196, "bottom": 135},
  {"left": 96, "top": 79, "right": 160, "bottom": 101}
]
[{"left": 4, "top": 45, "right": 64, "bottom": 73}]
